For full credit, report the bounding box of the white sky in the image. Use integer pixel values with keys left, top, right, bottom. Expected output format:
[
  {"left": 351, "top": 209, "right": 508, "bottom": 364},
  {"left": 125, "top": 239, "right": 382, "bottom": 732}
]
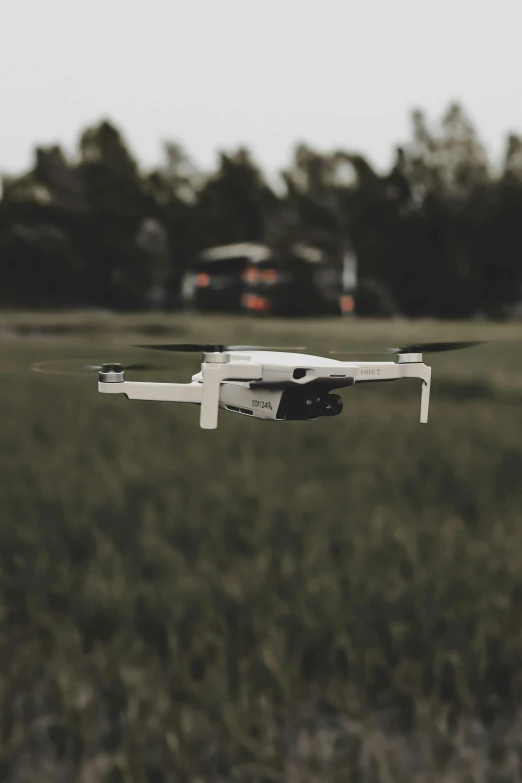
[{"left": 1, "top": 0, "right": 521, "bottom": 179}]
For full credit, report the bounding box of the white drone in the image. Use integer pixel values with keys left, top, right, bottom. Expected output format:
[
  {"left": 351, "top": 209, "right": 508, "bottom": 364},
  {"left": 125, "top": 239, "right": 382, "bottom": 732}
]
[{"left": 33, "top": 340, "right": 482, "bottom": 429}]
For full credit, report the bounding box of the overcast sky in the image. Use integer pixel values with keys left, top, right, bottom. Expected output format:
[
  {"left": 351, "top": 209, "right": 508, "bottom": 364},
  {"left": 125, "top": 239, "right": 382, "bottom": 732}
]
[{"left": 1, "top": 0, "right": 521, "bottom": 179}]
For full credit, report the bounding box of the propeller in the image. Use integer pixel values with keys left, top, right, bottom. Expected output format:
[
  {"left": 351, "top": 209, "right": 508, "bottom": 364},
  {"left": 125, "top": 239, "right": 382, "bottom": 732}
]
[
  {"left": 134, "top": 343, "right": 306, "bottom": 353},
  {"left": 391, "top": 341, "right": 485, "bottom": 354},
  {"left": 32, "top": 359, "right": 162, "bottom": 376},
  {"left": 329, "top": 340, "right": 485, "bottom": 357}
]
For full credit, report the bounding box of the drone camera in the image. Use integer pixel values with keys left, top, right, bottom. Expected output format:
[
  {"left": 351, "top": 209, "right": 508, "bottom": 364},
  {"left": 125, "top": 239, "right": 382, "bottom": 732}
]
[
  {"left": 320, "top": 394, "right": 344, "bottom": 416},
  {"left": 278, "top": 390, "right": 343, "bottom": 420}
]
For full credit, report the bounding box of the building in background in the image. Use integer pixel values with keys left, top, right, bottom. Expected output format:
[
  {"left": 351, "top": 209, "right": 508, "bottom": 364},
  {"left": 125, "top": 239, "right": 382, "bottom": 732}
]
[
  {"left": 180, "top": 243, "right": 271, "bottom": 312},
  {"left": 181, "top": 241, "right": 359, "bottom": 316}
]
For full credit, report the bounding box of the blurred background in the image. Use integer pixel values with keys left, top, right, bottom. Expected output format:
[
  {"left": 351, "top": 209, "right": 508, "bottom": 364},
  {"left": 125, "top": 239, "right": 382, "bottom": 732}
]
[{"left": 2, "top": 1, "right": 522, "bottom": 781}]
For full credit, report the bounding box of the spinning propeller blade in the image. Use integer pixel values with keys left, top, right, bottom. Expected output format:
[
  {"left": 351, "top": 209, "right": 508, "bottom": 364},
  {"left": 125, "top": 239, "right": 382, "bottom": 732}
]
[
  {"left": 390, "top": 341, "right": 485, "bottom": 354},
  {"left": 32, "top": 359, "right": 162, "bottom": 376},
  {"left": 329, "top": 341, "right": 485, "bottom": 357},
  {"left": 135, "top": 343, "right": 306, "bottom": 353}
]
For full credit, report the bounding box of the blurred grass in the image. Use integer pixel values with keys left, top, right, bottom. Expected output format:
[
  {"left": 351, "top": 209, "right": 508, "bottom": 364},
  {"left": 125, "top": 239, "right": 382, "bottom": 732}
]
[{"left": 1, "top": 313, "right": 522, "bottom": 782}]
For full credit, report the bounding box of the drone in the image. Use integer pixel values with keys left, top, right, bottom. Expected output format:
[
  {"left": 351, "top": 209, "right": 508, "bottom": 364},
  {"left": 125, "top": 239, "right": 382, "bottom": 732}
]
[{"left": 33, "top": 340, "right": 483, "bottom": 429}]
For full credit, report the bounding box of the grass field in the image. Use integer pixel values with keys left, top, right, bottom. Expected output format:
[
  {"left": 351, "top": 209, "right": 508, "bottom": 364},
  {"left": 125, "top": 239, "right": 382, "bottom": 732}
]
[{"left": 2, "top": 313, "right": 522, "bottom": 782}]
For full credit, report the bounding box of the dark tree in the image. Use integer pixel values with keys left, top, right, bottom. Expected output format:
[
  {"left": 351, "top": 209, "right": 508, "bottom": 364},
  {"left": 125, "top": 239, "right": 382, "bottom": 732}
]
[
  {"left": 1, "top": 104, "right": 522, "bottom": 317},
  {"left": 194, "top": 148, "right": 278, "bottom": 247}
]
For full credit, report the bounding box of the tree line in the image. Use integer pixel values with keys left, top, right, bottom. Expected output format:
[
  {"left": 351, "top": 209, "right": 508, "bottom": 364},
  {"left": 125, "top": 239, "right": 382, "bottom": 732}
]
[{"left": 1, "top": 102, "right": 522, "bottom": 317}]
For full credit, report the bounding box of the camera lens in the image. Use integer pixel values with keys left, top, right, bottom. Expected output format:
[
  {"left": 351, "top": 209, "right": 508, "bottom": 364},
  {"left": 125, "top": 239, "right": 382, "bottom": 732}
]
[
  {"left": 321, "top": 394, "right": 343, "bottom": 416},
  {"left": 277, "top": 389, "right": 344, "bottom": 420}
]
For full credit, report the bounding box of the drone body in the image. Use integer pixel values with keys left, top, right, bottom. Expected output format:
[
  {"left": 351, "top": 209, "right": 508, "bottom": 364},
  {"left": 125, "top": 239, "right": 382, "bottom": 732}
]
[
  {"left": 98, "top": 348, "right": 432, "bottom": 429},
  {"left": 33, "top": 339, "right": 481, "bottom": 428}
]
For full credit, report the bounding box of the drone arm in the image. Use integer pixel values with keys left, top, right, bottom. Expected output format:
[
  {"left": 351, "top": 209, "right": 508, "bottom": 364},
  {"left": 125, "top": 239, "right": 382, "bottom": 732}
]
[
  {"left": 98, "top": 360, "right": 262, "bottom": 429},
  {"left": 99, "top": 380, "right": 203, "bottom": 404}
]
